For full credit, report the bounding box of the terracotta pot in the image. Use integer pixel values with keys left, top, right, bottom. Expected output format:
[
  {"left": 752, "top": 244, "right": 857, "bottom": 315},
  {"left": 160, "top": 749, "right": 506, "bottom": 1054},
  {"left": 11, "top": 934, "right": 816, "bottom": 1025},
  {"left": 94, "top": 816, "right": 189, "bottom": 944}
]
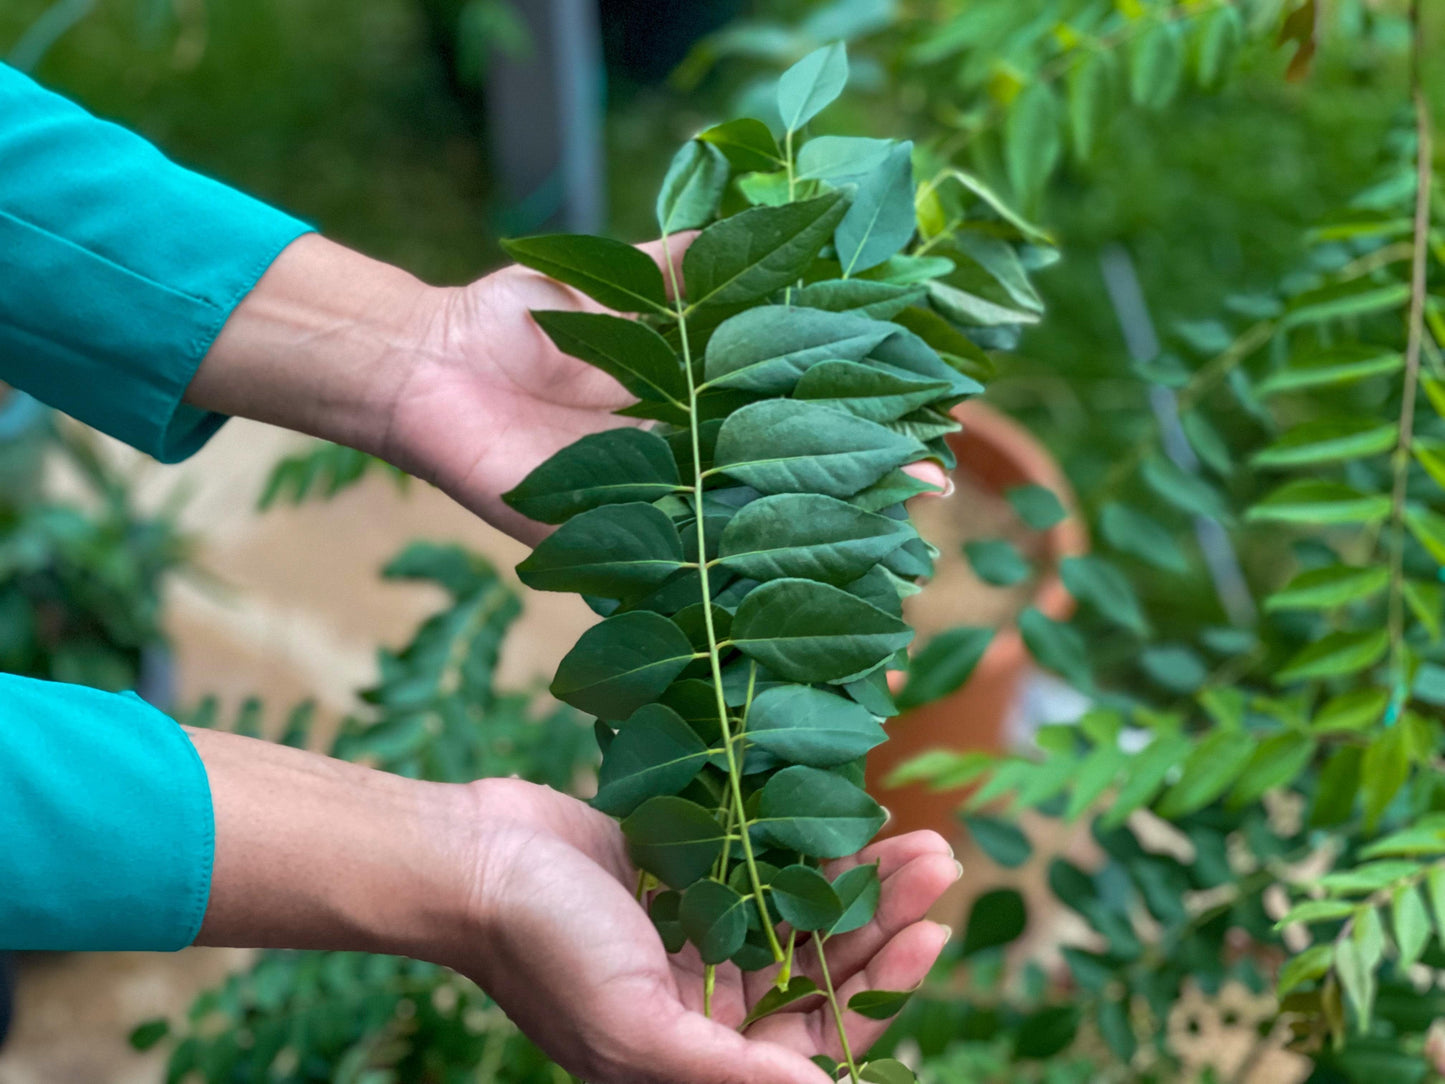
[{"left": 867, "top": 401, "right": 1087, "bottom": 844}]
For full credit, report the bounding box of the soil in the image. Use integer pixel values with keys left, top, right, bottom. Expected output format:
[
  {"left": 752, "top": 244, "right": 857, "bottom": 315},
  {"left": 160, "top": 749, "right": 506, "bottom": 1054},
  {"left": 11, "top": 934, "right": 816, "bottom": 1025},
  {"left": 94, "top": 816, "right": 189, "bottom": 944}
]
[{"left": 903, "top": 469, "right": 1042, "bottom": 641}]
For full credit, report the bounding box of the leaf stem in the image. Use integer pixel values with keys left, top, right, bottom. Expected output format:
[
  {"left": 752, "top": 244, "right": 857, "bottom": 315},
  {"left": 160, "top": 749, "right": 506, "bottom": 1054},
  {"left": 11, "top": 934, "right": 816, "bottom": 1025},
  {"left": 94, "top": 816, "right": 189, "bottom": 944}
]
[
  {"left": 816, "top": 938, "right": 861, "bottom": 1082},
  {"left": 660, "top": 232, "right": 785, "bottom": 965},
  {"left": 704, "top": 964, "right": 716, "bottom": 1018},
  {"left": 1386, "top": 0, "right": 1434, "bottom": 693}
]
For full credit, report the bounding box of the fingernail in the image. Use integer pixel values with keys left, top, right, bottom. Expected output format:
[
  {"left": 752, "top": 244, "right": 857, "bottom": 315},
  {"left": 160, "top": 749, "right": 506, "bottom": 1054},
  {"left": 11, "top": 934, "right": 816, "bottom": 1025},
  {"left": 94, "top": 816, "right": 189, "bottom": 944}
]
[
  {"left": 933, "top": 921, "right": 954, "bottom": 945},
  {"left": 941, "top": 477, "right": 956, "bottom": 497},
  {"left": 881, "top": 805, "right": 892, "bottom": 826},
  {"left": 953, "top": 860, "right": 964, "bottom": 881}
]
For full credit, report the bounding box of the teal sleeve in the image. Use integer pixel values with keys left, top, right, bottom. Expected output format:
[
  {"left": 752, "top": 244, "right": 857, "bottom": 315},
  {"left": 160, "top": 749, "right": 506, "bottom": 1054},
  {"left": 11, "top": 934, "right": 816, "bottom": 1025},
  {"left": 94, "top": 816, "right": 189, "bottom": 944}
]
[
  {"left": 0, "top": 63, "right": 313, "bottom": 463},
  {"left": 0, "top": 674, "right": 214, "bottom": 951}
]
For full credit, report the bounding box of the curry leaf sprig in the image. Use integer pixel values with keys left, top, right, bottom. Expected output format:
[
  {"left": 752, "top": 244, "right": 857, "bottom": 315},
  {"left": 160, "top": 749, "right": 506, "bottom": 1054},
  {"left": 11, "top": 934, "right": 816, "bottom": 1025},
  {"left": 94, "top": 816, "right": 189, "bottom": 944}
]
[{"left": 498, "top": 43, "right": 1040, "bottom": 1082}]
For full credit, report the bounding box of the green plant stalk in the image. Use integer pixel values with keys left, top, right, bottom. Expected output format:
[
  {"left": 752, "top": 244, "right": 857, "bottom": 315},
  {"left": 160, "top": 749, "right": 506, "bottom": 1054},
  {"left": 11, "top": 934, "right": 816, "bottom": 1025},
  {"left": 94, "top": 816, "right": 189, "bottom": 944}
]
[
  {"left": 816, "top": 935, "right": 861, "bottom": 1082},
  {"left": 660, "top": 232, "right": 786, "bottom": 967},
  {"left": 1386, "top": 0, "right": 1434, "bottom": 693}
]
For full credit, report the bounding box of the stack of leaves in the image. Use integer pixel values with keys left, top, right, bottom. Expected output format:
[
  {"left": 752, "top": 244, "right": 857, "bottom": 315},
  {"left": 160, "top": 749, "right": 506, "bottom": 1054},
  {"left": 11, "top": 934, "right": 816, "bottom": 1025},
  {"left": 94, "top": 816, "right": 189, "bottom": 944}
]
[{"left": 498, "top": 42, "right": 1042, "bottom": 1082}]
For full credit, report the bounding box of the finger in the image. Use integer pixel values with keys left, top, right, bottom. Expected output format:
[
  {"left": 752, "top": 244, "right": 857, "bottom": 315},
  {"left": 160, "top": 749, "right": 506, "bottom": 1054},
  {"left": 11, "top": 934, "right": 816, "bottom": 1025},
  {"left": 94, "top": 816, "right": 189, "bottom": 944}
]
[
  {"left": 636, "top": 233, "right": 697, "bottom": 300},
  {"left": 629, "top": 1006, "right": 834, "bottom": 1084},
  {"left": 746, "top": 921, "right": 950, "bottom": 1062},
  {"left": 810, "top": 848, "right": 960, "bottom": 984},
  {"left": 828, "top": 829, "right": 954, "bottom": 880},
  {"left": 902, "top": 459, "right": 951, "bottom": 496},
  {"left": 826, "top": 920, "right": 953, "bottom": 1057}
]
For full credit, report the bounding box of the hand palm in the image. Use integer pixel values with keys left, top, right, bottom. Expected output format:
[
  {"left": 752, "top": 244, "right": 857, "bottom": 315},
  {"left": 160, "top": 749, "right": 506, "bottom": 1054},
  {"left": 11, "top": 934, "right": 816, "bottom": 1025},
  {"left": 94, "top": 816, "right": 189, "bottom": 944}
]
[
  {"left": 393, "top": 266, "right": 648, "bottom": 544},
  {"left": 460, "top": 782, "right": 956, "bottom": 1084}
]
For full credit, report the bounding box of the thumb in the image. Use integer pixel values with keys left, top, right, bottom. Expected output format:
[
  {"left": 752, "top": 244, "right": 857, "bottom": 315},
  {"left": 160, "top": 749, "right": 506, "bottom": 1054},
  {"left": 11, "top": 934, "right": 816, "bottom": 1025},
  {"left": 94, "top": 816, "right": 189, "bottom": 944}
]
[{"left": 641, "top": 1009, "right": 833, "bottom": 1084}]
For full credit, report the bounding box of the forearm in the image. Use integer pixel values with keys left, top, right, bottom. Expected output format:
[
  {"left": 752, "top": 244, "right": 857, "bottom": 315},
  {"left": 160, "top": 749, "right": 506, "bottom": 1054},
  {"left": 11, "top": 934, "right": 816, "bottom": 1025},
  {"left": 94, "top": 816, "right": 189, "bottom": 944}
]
[
  {"left": 189, "top": 726, "right": 475, "bottom": 963},
  {"left": 184, "top": 234, "right": 449, "bottom": 459}
]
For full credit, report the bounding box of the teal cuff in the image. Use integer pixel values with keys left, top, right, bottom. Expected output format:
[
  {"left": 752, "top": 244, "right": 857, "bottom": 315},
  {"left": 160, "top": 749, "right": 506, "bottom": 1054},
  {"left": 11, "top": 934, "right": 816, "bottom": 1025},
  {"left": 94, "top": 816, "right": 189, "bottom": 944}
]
[
  {"left": 0, "top": 675, "right": 215, "bottom": 951},
  {"left": 0, "top": 63, "right": 313, "bottom": 462}
]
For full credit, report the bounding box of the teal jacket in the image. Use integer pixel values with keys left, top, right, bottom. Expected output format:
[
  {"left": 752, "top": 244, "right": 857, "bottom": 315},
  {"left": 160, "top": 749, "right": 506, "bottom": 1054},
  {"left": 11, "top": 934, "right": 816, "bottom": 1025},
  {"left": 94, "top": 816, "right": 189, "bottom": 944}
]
[{"left": 0, "top": 63, "right": 312, "bottom": 950}]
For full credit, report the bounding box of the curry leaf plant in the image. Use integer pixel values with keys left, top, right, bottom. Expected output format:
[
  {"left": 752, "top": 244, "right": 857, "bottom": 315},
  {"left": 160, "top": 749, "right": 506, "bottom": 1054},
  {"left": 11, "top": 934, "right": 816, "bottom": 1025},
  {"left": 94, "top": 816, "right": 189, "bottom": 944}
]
[{"left": 499, "top": 44, "right": 1037, "bottom": 1082}]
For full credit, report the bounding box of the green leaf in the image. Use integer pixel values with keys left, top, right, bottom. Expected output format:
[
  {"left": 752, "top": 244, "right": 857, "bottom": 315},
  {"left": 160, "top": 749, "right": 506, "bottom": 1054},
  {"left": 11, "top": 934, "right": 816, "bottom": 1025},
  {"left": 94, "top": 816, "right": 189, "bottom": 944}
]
[
  {"left": 1181, "top": 409, "right": 1233, "bottom": 475},
  {"left": 714, "top": 399, "right": 925, "bottom": 498},
  {"left": 622, "top": 796, "right": 727, "bottom": 888},
  {"left": 777, "top": 42, "right": 848, "bottom": 131},
  {"left": 718, "top": 494, "right": 911, "bottom": 585},
  {"left": 829, "top": 863, "right": 882, "bottom": 935},
  {"left": 1284, "top": 280, "right": 1410, "bottom": 328},
  {"left": 1360, "top": 824, "right": 1445, "bottom": 858},
  {"left": 1406, "top": 579, "right": 1444, "bottom": 641},
  {"left": 704, "top": 306, "right": 895, "bottom": 394},
  {"left": 1253, "top": 418, "right": 1399, "bottom": 468},
  {"left": 770, "top": 864, "right": 844, "bottom": 930},
  {"left": 685, "top": 193, "right": 848, "bottom": 308},
  {"left": 1413, "top": 439, "right": 1445, "bottom": 492},
  {"left": 847, "top": 988, "right": 914, "bottom": 1021},
  {"left": 897, "top": 626, "right": 995, "bottom": 710},
  {"left": 530, "top": 310, "right": 685, "bottom": 406},
  {"left": 1140, "top": 644, "right": 1207, "bottom": 692},
  {"left": 1276, "top": 899, "right": 1358, "bottom": 927},
  {"left": 741, "top": 977, "right": 823, "bottom": 1030},
  {"left": 737, "top": 170, "right": 793, "bottom": 207},
  {"left": 1100, "top": 732, "right": 1192, "bottom": 828},
  {"left": 1276, "top": 629, "right": 1389, "bottom": 684},
  {"left": 791, "top": 279, "right": 925, "bottom": 320},
  {"left": 1405, "top": 506, "right": 1445, "bottom": 564},
  {"left": 836, "top": 141, "right": 917, "bottom": 274},
  {"left": 732, "top": 578, "right": 911, "bottom": 684},
  {"left": 698, "top": 118, "right": 782, "bottom": 173},
  {"left": 959, "top": 889, "right": 1028, "bottom": 960},
  {"left": 129, "top": 1020, "right": 169, "bottom": 1052},
  {"left": 1428, "top": 867, "right": 1445, "bottom": 941},
  {"left": 1013, "top": 1005, "right": 1081, "bottom": 1060},
  {"left": 755, "top": 765, "right": 886, "bottom": 858},
  {"left": 1097, "top": 996, "right": 1136, "bottom": 1063},
  {"left": 1004, "top": 82, "right": 1061, "bottom": 207},
  {"left": 1194, "top": 3, "right": 1243, "bottom": 86},
  {"left": 550, "top": 610, "right": 696, "bottom": 719},
  {"left": 943, "top": 168, "right": 1055, "bottom": 245},
  {"left": 501, "top": 233, "right": 668, "bottom": 313},
  {"left": 593, "top": 704, "right": 711, "bottom": 816},
  {"left": 1337, "top": 912, "right": 1381, "bottom": 1032},
  {"left": 1393, "top": 885, "right": 1431, "bottom": 970},
  {"left": 1265, "top": 564, "right": 1390, "bottom": 611},
  {"left": 680, "top": 879, "right": 750, "bottom": 964},
  {"left": 517, "top": 502, "right": 686, "bottom": 596},
  {"left": 1156, "top": 729, "right": 1259, "bottom": 818},
  {"left": 1018, "top": 607, "right": 1091, "bottom": 689},
  {"left": 1259, "top": 345, "right": 1403, "bottom": 395},
  {"left": 1278, "top": 944, "right": 1334, "bottom": 995},
  {"left": 964, "top": 538, "right": 1031, "bottom": 586},
  {"left": 794, "top": 360, "right": 957, "bottom": 423},
  {"left": 650, "top": 891, "right": 687, "bottom": 952},
  {"left": 1129, "top": 19, "right": 1185, "bottom": 108},
  {"left": 1007, "top": 484, "right": 1066, "bottom": 530},
  {"left": 657, "top": 139, "right": 730, "bottom": 234},
  {"left": 964, "top": 814, "right": 1032, "bottom": 868},
  {"left": 745, "top": 684, "right": 886, "bottom": 768},
  {"left": 1141, "top": 454, "right": 1229, "bottom": 520},
  {"left": 1099, "top": 502, "right": 1188, "bottom": 572},
  {"left": 796, "top": 135, "right": 894, "bottom": 183},
  {"left": 859, "top": 1059, "right": 915, "bottom": 1084},
  {"left": 1228, "top": 732, "right": 1316, "bottom": 808},
  {"left": 1067, "top": 48, "right": 1113, "bottom": 160},
  {"left": 503, "top": 428, "right": 680, "bottom": 524},
  {"left": 1247, "top": 481, "right": 1391, "bottom": 527},
  {"left": 1362, "top": 725, "right": 1410, "bottom": 831},
  {"left": 1060, "top": 555, "right": 1148, "bottom": 634}
]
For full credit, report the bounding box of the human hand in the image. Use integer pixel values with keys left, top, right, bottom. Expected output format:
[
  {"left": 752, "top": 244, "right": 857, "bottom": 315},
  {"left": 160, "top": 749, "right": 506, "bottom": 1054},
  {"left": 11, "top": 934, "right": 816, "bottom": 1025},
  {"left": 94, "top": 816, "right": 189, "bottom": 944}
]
[
  {"left": 446, "top": 778, "right": 960, "bottom": 1084},
  {"left": 382, "top": 242, "right": 949, "bottom": 545}
]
